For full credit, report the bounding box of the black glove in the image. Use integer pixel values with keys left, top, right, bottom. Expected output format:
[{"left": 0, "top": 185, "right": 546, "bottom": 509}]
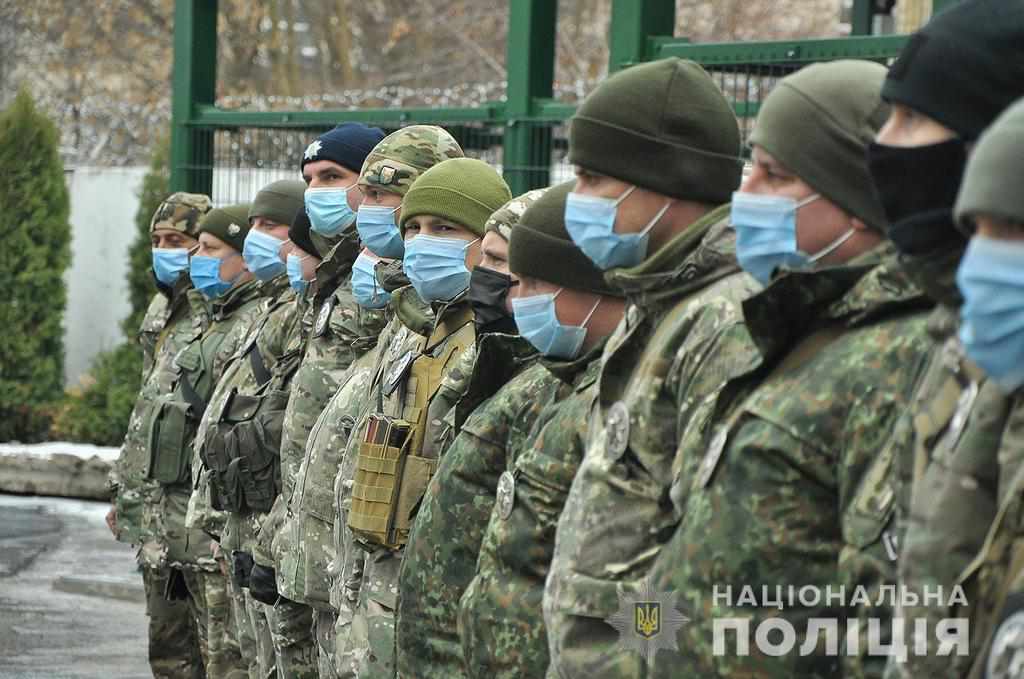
[
  {"left": 163, "top": 567, "right": 189, "bottom": 601},
  {"left": 248, "top": 563, "right": 280, "bottom": 606},
  {"left": 231, "top": 550, "right": 254, "bottom": 589}
]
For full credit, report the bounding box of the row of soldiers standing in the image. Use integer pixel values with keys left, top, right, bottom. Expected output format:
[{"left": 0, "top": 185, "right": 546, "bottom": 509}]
[{"left": 108, "top": 0, "right": 1024, "bottom": 676}]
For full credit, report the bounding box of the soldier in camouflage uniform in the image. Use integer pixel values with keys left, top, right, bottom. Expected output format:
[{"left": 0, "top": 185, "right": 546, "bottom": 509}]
[
  {"left": 882, "top": 53, "right": 1024, "bottom": 679},
  {"left": 140, "top": 203, "right": 265, "bottom": 678},
  {"left": 331, "top": 157, "right": 510, "bottom": 678},
  {"left": 847, "top": 6, "right": 1024, "bottom": 678},
  {"left": 183, "top": 180, "right": 305, "bottom": 679},
  {"left": 222, "top": 123, "right": 384, "bottom": 679},
  {"left": 542, "top": 59, "right": 928, "bottom": 677},
  {"left": 107, "top": 192, "right": 211, "bottom": 679},
  {"left": 394, "top": 186, "right": 550, "bottom": 678},
  {"left": 266, "top": 125, "right": 461, "bottom": 678}
]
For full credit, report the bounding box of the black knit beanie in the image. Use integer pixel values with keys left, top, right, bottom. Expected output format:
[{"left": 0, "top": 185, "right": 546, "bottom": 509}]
[
  {"left": 882, "top": 0, "right": 1024, "bottom": 141},
  {"left": 509, "top": 182, "right": 623, "bottom": 297},
  {"left": 569, "top": 58, "right": 742, "bottom": 205}
]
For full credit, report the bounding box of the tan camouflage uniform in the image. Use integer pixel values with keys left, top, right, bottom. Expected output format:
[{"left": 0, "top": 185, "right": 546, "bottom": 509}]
[{"left": 109, "top": 193, "right": 212, "bottom": 679}]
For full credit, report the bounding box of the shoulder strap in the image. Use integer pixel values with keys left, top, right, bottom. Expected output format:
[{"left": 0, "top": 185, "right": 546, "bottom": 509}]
[{"left": 248, "top": 343, "right": 272, "bottom": 387}]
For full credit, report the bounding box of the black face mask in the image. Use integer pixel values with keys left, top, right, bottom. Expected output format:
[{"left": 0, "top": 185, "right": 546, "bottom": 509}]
[
  {"left": 468, "top": 266, "right": 518, "bottom": 336},
  {"left": 867, "top": 139, "right": 968, "bottom": 256}
]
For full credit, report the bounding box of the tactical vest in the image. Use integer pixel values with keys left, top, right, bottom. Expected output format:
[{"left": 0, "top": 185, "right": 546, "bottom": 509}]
[
  {"left": 348, "top": 305, "right": 475, "bottom": 549},
  {"left": 146, "top": 318, "right": 236, "bottom": 487},
  {"left": 201, "top": 320, "right": 303, "bottom": 516}
]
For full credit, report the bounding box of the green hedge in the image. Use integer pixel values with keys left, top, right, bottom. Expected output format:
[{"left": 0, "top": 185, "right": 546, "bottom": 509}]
[{"left": 0, "top": 90, "right": 71, "bottom": 442}]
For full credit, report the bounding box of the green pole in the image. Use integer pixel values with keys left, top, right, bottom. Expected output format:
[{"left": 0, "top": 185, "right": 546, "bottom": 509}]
[
  {"left": 850, "top": 0, "right": 875, "bottom": 35},
  {"left": 608, "top": 0, "right": 675, "bottom": 73},
  {"left": 170, "top": 0, "right": 217, "bottom": 195},
  {"left": 502, "top": 0, "right": 557, "bottom": 196}
]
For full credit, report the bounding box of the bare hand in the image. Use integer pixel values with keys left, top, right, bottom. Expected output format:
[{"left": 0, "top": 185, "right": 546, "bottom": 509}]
[{"left": 105, "top": 506, "right": 118, "bottom": 537}]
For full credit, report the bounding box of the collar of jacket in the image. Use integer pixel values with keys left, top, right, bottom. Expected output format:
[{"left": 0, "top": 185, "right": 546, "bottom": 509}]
[
  {"left": 377, "top": 258, "right": 411, "bottom": 293},
  {"left": 310, "top": 228, "right": 361, "bottom": 303},
  {"left": 258, "top": 272, "right": 292, "bottom": 303},
  {"left": 541, "top": 338, "right": 606, "bottom": 386},
  {"left": 426, "top": 297, "right": 474, "bottom": 353},
  {"left": 391, "top": 284, "right": 435, "bottom": 337},
  {"left": 743, "top": 242, "right": 930, "bottom": 362},
  {"left": 208, "top": 277, "right": 264, "bottom": 320},
  {"left": 166, "top": 273, "right": 198, "bottom": 320},
  {"left": 453, "top": 332, "right": 539, "bottom": 427},
  {"left": 604, "top": 204, "right": 737, "bottom": 307},
  {"left": 897, "top": 245, "right": 965, "bottom": 310}
]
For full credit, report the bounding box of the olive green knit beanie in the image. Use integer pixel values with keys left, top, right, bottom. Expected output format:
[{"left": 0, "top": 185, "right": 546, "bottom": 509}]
[
  {"left": 249, "top": 179, "right": 307, "bottom": 226},
  {"left": 955, "top": 97, "right": 1024, "bottom": 231},
  {"left": 199, "top": 204, "right": 252, "bottom": 252},
  {"left": 749, "top": 60, "right": 890, "bottom": 233},
  {"left": 569, "top": 57, "right": 742, "bottom": 204},
  {"left": 399, "top": 157, "right": 511, "bottom": 236},
  {"left": 509, "top": 181, "right": 623, "bottom": 297}
]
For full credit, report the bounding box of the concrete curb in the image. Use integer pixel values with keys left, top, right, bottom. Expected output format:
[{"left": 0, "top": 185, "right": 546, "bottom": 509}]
[
  {"left": 0, "top": 449, "right": 113, "bottom": 501},
  {"left": 52, "top": 574, "right": 145, "bottom": 604}
]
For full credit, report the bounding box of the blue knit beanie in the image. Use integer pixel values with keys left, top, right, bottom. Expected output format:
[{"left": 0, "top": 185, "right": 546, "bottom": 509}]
[{"left": 300, "top": 123, "right": 386, "bottom": 173}]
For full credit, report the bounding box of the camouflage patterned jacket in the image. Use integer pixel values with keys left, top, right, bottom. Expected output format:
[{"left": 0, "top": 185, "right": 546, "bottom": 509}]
[
  {"left": 335, "top": 289, "right": 473, "bottom": 679},
  {"left": 111, "top": 276, "right": 208, "bottom": 545},
  {"left": 142, "top": 278, "right": 266, "bottom": 571},
  {"left": 541, "top": 206, "right": 758, "bottom": 676},
  {"left": 955, "top": 396, "right": 1024, "bottom": 679},
  {"left": 394, "top": 333, "right": 547, "bottom": 679},
  {"left": 256, "top": 231, "right": 386, "bottom": 572},
  {"left": 194, "top": 274, "right": 305, "bottom": 556},
  {"left": 600, "top": 248, "right": 934, "bottom": 679},
  {"left": 457, "top": 346, "right": 602, "bottom": 679}
]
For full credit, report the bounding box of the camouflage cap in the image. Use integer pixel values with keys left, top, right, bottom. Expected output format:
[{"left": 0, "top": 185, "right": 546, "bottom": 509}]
[
  {"left": 358, "top": 125, "right": 464, "bottom": 197},
  {"left": 150, "top": 192, "right": 213, "bottom": 236},
  {"left": 484, "top": 188, "right": 549, "bottom": 241}
]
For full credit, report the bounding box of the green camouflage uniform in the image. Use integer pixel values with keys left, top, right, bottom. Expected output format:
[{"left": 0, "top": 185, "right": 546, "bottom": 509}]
[
  {"left": 334, "top": 285, "right": 474, "bottom": 679},
  {"left": 456, "top": 348, "right": 600, "bottom": 679},
  {"left": 126, "top": 276, "right": 210, "bottom": 679},
  {"left": 254, "top": 229, "right": 385, "bottom": 679},
  {"left": 142, "top": 276, "right": 266, "bottom": 678},
  {"left": 552, "top": 245, "right": 932, "bottom": 678},
  {"left": 192, "top": 273, "right": 302, "bottom": 679},
  {"left": 395, "top": 334, "right": 546, "bottom": 679},
  {"left": 880, "top": 252, "right": 1004, "bottom": 679},
  {"left": 540, "top": 208, "right": 749, "bottom": 673},
  {"left": 393, "top": 188, "right": 549, "bottom": 679}
]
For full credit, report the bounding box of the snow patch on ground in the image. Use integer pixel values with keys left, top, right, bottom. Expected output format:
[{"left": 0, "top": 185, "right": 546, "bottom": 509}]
[
  {"left": 0, "top": 493, "right": 110, "bottom": 521},
  {"left": 0, "top": 442, "right": 120, "bottom": 462}
]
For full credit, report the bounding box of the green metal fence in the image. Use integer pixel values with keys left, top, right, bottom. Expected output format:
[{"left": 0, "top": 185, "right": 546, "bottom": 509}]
[{"left": 171, "top": 0, "right": 920, "bottom": 205}]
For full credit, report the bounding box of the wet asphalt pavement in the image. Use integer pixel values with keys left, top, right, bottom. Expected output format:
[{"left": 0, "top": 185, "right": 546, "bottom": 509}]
[{"left": 0, "top": 494, "right": 150, "bottom": 678}]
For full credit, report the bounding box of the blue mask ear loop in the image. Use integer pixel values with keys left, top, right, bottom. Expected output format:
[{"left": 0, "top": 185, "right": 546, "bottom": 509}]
[
  {"left": 790, "top": 193, "right": 857, "bottom": 264},
  {"left": 613, "top": 185, "right": 673, "bottom": 238},
  {"left": 552, "top": 288, "right": 602, "bottom": 329}
]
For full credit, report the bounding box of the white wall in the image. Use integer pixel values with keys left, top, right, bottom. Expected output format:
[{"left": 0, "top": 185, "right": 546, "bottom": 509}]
[{"left": 64, "top": 166, "right": 146, "bottom": 386}]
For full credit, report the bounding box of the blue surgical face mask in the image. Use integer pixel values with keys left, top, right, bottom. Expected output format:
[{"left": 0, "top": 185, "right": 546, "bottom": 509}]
[
  {"left": 403, "top": 234, "right": 478, "bottom": 303},
  {"left": 190, "top": 253, "right": 241, "bottom": 299},
  {"left": 286, "top": 252, "right": 312, "bottom": 294},
  {"left": 957, "top": 236, "right": 1024, "bottom": 393},
  {"left": 511, "top": 288, "right": 601, "bottom": 360},
  {"left": 305, "top": 185, "right": 357, "bottom": 236},
  {"left": 243, "top": 228, "right": 287, "bottom": 281},
  {"left": 564, "top": 186, "right": 672, "bottom": 270},
  {"left": 356, "top": 204, "right": 405, "bottom": 258},
  {"left": 152, "top": 248, "right": 190, "bottom": 287},
  {"left": 352, "top": 251, "right": 391, "bottom": 309},
  {"left": 730, "top": 191, "right": 854, "bottom": 286}
]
